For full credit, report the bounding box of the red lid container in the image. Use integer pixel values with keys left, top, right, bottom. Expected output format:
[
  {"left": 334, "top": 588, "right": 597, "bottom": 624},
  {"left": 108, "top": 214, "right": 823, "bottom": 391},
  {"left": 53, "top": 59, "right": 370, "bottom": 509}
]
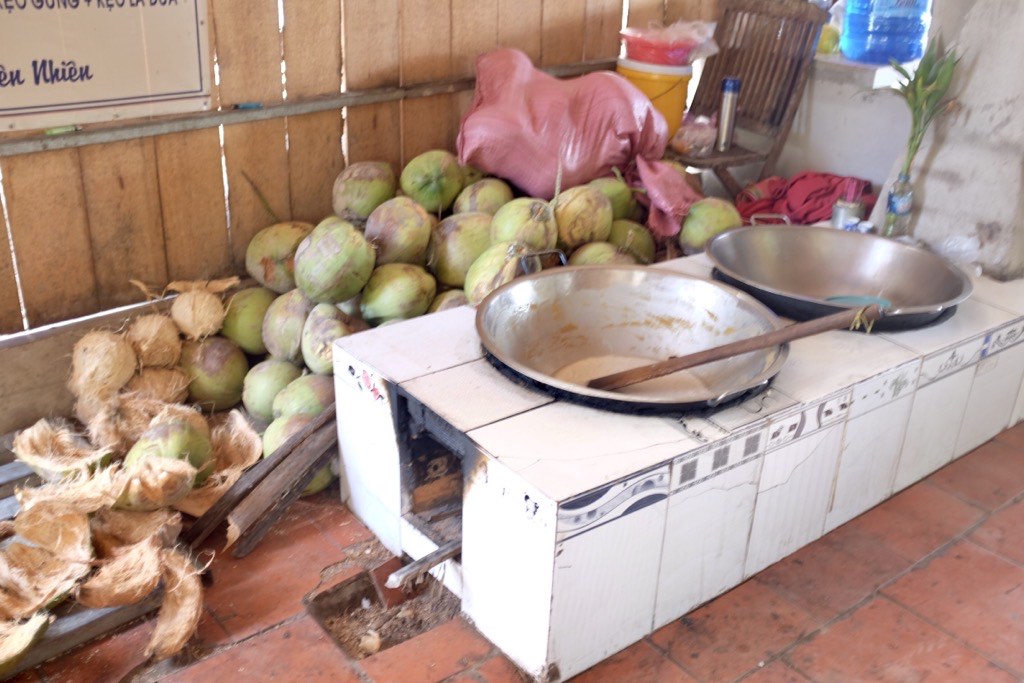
[{"left": 620, "top": 27, "right": 699, "bottom": 66}]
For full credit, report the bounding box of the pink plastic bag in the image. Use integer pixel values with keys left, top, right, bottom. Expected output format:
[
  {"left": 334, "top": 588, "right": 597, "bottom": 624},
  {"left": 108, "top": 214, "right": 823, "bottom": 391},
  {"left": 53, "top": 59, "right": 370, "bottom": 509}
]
[{"left": 457, "top": 48, "right": 700, "bottom": 238}]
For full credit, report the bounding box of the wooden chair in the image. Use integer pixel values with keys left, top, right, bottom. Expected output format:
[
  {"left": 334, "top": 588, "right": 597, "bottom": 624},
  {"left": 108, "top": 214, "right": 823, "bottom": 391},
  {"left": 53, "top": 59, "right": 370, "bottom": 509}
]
[{"left": 670, "top": 0, "right": 829, "bottom": 198}]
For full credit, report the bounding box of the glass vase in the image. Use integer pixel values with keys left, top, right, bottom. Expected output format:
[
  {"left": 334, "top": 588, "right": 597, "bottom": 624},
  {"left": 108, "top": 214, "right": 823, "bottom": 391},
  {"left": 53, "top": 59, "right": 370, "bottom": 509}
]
[{"left": 883, "top": 172, "right": 914, "bottom": 239}]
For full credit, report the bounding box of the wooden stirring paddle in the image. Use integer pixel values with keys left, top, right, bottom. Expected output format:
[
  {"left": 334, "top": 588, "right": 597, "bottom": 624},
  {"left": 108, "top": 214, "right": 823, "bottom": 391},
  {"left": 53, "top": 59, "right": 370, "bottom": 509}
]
[{"left": 588, "top": 304, "right": 884, "bottom": 392}]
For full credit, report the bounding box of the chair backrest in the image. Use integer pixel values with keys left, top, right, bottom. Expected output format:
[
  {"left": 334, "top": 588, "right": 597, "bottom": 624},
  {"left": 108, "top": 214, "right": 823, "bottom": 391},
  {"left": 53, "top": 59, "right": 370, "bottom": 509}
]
[{"left": 689, "top": 0, "right": 828, "bottom": 139}]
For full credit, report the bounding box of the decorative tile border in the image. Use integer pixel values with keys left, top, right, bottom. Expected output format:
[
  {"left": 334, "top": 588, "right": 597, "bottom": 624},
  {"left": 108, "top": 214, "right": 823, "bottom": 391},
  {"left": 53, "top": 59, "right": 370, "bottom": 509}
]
[
  {"left": 983, "top": 318, "right": 1024, "bottom": 358},
  {"left": 556, "top": 466, "right": 670, "bottom": 542},
  {"left": 766, "top": 390, "right": 851, "bottom": 451},
  {"left": 669, "top": 425, "right": 767, "bottom": 494},
  {"left": 920, "top": 336, "right": 985, "bottom": 386},
  {"left": 849, "top": 359, "right": 921, "bottom": 418}
]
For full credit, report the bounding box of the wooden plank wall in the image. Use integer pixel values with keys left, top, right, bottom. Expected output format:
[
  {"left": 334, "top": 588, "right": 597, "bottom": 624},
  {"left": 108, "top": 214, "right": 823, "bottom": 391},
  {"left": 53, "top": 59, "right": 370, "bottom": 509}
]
[{"left": 0, "top": 0, "right": 722, "bottom": 338}]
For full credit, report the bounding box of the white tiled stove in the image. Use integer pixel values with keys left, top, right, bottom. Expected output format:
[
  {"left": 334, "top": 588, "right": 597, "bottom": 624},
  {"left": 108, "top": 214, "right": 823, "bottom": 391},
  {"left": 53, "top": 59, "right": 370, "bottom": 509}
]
[{"left": 333, "top": 257, "right": 1024, "bottom": 682}]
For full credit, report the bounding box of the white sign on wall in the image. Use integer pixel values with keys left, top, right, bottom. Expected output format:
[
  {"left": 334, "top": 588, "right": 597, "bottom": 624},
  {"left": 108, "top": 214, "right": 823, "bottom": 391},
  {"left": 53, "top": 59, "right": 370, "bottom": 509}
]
[{"left": 0, "top": 0, "right": 210, "bottom": 131}]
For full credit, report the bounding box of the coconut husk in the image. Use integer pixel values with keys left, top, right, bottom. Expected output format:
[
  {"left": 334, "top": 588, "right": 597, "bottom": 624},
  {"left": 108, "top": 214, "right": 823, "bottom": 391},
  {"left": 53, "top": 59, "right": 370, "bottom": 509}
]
[
  {"left": 68, "top": 330, "right": 138, "bottom": 398},
  {"left": 124, "top": 368, "right": 190, "bottom": 404},
  {"left": 209, "top": 410, "right": 261, "bottom": 471},
  {"left": 17, "top": 464, "right": 125, "bottom": 516},
  {"left": 149, "top": 404, "right": 210, "bottom": 441},
  {"left": 126, "top": 315, "right": 183, "bottom": 368},
  {"left": 13, "top": 500, "right": 92, "bottom": 565},
  {"left": 90, "top": 508, "right": 182, "bottom": 559},
  {"left": 145, "top": 549, "right": 203, "bottom": 661},
  {"left": 0, "top": 543, "right": 86, "bottom": 620},
  {"left": 86, "top": 393, "right": 170, "bottom": 456},
  {"left": 0, "top": 521, "right": 13, "bottom": 540},
  {"left": 77, "top": 536, "right": 163, "bottom": 608},
  {"left": 114, "top": 458, "right": 197, "bottom": 512},
  {"left": 173, "top": 470, "right": 241, "bottom": 518},
  {"left": 12, "top": 419, "right": 109, "bottom": 482},
  {"left": 165, "top": 277, "right": 240, "bottom": 295},
  {"left": 0, "top": 612, "right": 51, "bottom": 678},
  {"left": 170, "top": 291, "right": 226, "bottom": 341}
]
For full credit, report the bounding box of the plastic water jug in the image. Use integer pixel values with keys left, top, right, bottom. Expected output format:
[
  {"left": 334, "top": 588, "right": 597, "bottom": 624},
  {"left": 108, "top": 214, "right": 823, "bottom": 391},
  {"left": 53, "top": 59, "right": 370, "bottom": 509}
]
[{"left": 840, "top": 0, "right": 932, "bottom": 65}]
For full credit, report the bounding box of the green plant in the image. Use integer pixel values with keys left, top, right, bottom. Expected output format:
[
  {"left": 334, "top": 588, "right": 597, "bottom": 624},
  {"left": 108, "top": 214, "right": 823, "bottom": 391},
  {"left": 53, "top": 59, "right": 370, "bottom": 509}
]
[{"left": 890, "top": 38, "right": 961, "bottom": 176}]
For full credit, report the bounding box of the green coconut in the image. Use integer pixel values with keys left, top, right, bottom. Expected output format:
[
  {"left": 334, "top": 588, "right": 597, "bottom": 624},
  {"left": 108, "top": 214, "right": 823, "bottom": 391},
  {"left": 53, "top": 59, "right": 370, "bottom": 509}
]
[
  {"left": 364, "top": 196, "right": 434, "bottom": 266},
  {"left": 294, "top": 216, "right": 376, "bottom": 303},
  {"left": 220, "top": 286, "right": 276, "bottom": 355},
  {"left": 588, "top": 177, "right": 638, "bottom": 220},
  {"left": 179, "top": 337, "right": 249, "bottom": 412},
  {"left": 427, "top": 290, "right": 468, "bottom": 313},
  {"left": 245, "top": 221, "right": 314, "bottom": 293},
  {"left": 261, "top": 289, "right": 314, "bottom": 363},
  {"left": 332, "top": 161, "right": 397, "bottom": 220},
  {"left": 360, "top": 264, "right": 437, "bottom": 326},
  {"left": 464, "top": 241, "right": 527, "bottom": 306},
  {"left": 242, "top": 359, "right": 303, "bottom": 423},
  {"left": 490, "top": 198, "right": 557, "bottom": 252},
  {"left": 608, "top": 219, "right": 657, "bottom": 264},
  {"left": 459, "top": 164, "right": 487, "bottom": 189},
  {"left": 428, "top": 212, "right": 493, "bottom": 287},
  {"left": 679, "top": 197, "right": 743, "bottom": 252},
  {"left": 272, "top": 374, "right": 335, "bottom": 419},
  {"left": 301, "top": 303, "right": 362, "bottom": 375},
  {"left": 400, "top": 150, "right": 463, "bottom": 213},
  {"left": 453, "top": 178, "right": 514, "bottom": 215},
  {"left": 554, "top": 186, "right": 613, "bottom": 250},
  {"left": 124, "top": 419, "right": 212, "bottom": 487},
  {"left": 568, "top": 242, "right": 637, "bottom": 266}
]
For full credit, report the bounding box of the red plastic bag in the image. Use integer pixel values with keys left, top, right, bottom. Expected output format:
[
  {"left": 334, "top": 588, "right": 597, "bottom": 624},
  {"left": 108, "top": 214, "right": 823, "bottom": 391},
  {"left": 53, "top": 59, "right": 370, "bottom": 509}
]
[{"left": 457, "top": 48, "right": 701, "bottom": 238}]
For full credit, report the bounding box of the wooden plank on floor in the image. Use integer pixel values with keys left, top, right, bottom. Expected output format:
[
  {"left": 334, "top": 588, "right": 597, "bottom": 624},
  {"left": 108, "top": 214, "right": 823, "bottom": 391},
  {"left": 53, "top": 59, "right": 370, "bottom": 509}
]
[
  {"left": 343, "top": 0, "right": 401, "bottom": 169},
  {"left": 400, "top": 0, "right": 454, "bottom": 164},
  {"left": 2, "top": 149, "right": 99, "bottom": 328},
  {"left": 78, "top": 139, "right": 168, "bottom": 309},
  {"left": 541, "top": 0, "right": 588, "bottom": 67},
  {"left": 154, "top": 128, "right": 233, "bottom": 281},
  {"left": 586, "top": 0, "right": 625, "bottom": 60},
  {"left": 283, "top": 0, "right": 343, "bottom": 223},
  {"left": 499, "top": 0, "right": 543, "bottom": 63}
]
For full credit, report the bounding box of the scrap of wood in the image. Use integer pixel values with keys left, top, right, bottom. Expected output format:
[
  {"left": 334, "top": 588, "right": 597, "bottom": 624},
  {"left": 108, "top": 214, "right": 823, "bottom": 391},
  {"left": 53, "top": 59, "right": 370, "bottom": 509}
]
[
  {"left": 182, "top": 404, "right": 336, "bottom": 548},
  {"left": 226, "top": 421, "right": 337, "bottom": 557},
  {"left": 384, "top": 540, "right": 461, "bottom": 591}
]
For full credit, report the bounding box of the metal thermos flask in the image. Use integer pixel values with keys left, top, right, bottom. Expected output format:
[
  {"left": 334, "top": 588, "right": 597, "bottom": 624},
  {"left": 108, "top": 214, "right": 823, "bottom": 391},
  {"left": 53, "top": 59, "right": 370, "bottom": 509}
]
[{"left": 716, "top": 77, "right": 741, "bottom": 152}]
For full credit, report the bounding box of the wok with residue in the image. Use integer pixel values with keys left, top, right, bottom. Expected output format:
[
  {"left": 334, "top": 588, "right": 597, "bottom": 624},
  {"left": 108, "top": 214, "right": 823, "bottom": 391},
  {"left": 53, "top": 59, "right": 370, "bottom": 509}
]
[{"left": 475, "top": 265, "right": 788, "bottom": 414}]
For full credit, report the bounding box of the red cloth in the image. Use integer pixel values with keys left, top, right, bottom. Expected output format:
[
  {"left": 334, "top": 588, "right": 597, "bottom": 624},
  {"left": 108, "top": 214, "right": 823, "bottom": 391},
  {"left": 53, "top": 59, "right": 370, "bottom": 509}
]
[
  {"left": 736, "top": 172, "right": 876, "bottom": 224},
  {"left": 457, "top": 48, "right": 700, "bottom": 238}
]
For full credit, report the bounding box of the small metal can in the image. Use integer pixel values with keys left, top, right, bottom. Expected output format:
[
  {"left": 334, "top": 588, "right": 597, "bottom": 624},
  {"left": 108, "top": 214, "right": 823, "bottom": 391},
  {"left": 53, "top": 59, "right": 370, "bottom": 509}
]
[{"left": 831, "top": 199, "right": 864, "bottom": 230}]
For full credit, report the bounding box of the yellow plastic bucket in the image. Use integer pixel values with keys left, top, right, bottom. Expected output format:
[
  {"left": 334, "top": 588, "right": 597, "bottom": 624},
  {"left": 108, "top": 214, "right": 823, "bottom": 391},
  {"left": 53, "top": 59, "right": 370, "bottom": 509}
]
[{"left": 616, "top": 58, "right": 692, "bottom": 137}]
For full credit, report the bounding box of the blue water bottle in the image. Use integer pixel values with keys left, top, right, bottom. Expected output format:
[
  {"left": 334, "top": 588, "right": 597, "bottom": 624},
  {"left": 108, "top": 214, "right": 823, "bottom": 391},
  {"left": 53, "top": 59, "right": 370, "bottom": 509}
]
[{"left": 840, "top": 0, "right": 932, "bottom": 65}]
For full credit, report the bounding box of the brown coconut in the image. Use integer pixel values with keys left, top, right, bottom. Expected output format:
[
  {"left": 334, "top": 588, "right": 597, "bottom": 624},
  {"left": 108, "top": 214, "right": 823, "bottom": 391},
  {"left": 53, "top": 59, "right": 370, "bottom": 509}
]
[
  {"left": 0, "top": 543, "right": 86, "bottom": 619},
  {"left": 170, "top": 290, "right": 226, "bottom": 341},
  {"left": 78, "top": 536, "right": 164, "bottom": 608},
  {"left": 0, "top": 612, "right": 50, "bottom": 678},
  {"left": 124, "top": 367, "right": 190, "bottom": 404},
  {"left": 13, "top": 419, "right": 110, "bottom": 482},
  {"left": 145, "top": 549, "right": 204, "bottom": 661},
  {"left": 68, "top": 331, "right": 137, "bottom": 399},
  {"left": 90, "top": 508, "right": 182, "bottom": 559},
  {"left": 126, "top": 315, "right": 182, "bottom": 368},
  {"left": 150, "top": 404, "right": 211, "bottom": 441},
  {"left": 86, "top": 393, "right": 171, "bottom": 456}
]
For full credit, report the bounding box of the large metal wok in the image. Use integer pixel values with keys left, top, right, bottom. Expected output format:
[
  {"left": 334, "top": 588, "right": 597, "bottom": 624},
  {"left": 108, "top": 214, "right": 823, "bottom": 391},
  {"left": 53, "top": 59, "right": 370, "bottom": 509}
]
[
  {"left": 475, "top": 266, "right": 788, "bottom": 414},
  {"left": 707, "top": 225, "right": 973, "bottom": 331}
]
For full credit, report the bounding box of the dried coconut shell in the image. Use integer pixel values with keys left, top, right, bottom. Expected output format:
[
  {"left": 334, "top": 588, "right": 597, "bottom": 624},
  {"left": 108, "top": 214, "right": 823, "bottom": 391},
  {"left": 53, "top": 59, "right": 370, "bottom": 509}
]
[
  {"left": 14, "top": 500, "right": 92, "bottom": 565},
  {"left": 126, "top": 315, "right": 182, "bottom": 368},
  {"left": 12, "top": 419, "right": 110, "bottom": 482},
  {"left": 86, "top": 393, "right": 169, "bottom": 456},
  {"left": 173, "top": 469, "right": 241, "bottom": 518},
  {"left": 0, "top": 543, "right": 86, "bottom": 619},
  {"left": 77, "top": 536, "right": 163, "bottom": 608},
  {"left": 90, "top": 508, "right": 181, "bottom": 559},
  {"left": 170, "top": 290, "right": 226, "bottom": 341},
  {"left": 68, "top": 330, "right": 137, "bottom": 398},
  {"left": 150, "top": 404, "right": 210, "bottom": 441},
  {"left": 209, "top": 410, "right": 262, "bottom": 471},
  {"left": 0, "top": 613, "right": 51, "bottom": 679},
  {"left": 114, "top": 458, "right": 197, "bottom": 512},
  {"left": 124, "top": 368, "right": 190, "bottom": 404},
  {"left": 16, "top": 466, "right": 124, "bottom": 515},
  {"left": 145, "top": 549, "right": 203, "bottom": 661}
]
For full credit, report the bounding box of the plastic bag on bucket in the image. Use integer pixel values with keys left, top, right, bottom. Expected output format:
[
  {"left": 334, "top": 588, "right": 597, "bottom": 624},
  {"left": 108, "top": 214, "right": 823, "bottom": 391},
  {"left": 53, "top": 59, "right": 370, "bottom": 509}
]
[{"left": 456, "top": 48, "right": 701, "bottom": 238}]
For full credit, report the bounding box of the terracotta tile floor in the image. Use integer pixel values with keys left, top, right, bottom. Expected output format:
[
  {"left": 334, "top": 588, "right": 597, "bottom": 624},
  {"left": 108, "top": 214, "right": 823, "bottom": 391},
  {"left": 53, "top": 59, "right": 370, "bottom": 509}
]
[{"left": 21, "top": 421, "right": 1024, "bottom": 683}]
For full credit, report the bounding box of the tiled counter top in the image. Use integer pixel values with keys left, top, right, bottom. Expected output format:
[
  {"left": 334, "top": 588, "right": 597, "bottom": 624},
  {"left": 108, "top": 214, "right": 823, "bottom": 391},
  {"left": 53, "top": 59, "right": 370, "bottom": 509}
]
[{"left": 332, "top": 256, "right": 1024, "bottom": 682}]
